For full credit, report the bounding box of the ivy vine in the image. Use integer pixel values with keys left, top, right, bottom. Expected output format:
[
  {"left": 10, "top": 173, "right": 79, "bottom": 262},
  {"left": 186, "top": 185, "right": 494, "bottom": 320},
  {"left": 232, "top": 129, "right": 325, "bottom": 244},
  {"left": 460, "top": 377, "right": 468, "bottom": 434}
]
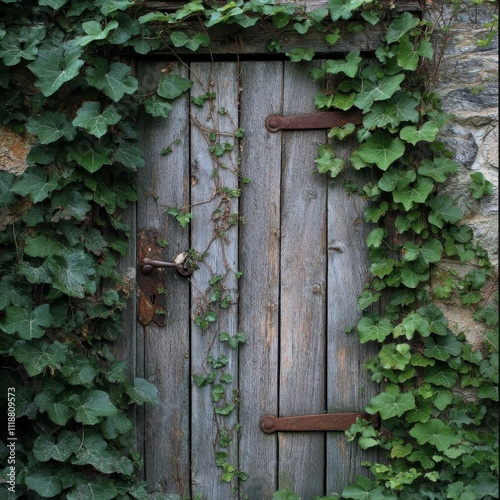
[{"left": 0, "top": 0, "right": 497, "bottom": 499}]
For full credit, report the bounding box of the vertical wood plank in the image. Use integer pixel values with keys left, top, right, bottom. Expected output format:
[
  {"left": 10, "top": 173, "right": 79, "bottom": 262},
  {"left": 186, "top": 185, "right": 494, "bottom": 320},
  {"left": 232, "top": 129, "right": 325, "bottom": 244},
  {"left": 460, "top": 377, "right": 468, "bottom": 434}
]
[
  {"left": 114, "top": 202, "right": 138, "bottom": 429},
  {"left": 136, "top": 61, "right": 191, "bottom": 497},
  {"left": 189, "top": 61, "right": 240, "bottom": 499},
  {"left": 238, "top": 61, "right": 283, "bottom": 499},
  {"left": 326, "top": 142, "right": 379, "bottom": 493},
  {"left": 278, "top": 61, "right": 327, "bottom": 498}
]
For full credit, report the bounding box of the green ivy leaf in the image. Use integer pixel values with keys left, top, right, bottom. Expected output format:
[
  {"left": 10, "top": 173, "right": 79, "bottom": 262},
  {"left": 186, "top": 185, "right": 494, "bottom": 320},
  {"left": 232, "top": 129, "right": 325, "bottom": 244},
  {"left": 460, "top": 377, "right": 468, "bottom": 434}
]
[
  {"left": 424, "top": 332, "right": 462, "bottom": 361},
  {"left": 356, "top": 132, "right": 405, "bottom": 170},
  {"left": 366, "top": 389, "right": 416, "bottom": 419},
  {"left": 26, "top": 111, "right": 76, "bottom": 144},
  {"left": 399, "top": 264, "right": 429, "bottom": 288},
  {"left": 72, "top": 102, "right": 121, "bottom": 138},
  {"left": 400, "top": 121, "right": 439, "bottom": 145},
  {"left": 378, "top": 168, "right": 416, "bottom": 192},
  {"left": 170, "top": 31, "right": 210, "bottom": 51},
  {"left": 328, "top": 123, "right": 355, "bottom": 140},
  {"left": 157, "top": 73, "right": 193, "bottom": 100},
  {"left": 48, "top": 249, "right": 96, "bottom": 298},
  {"left": 469, "top": 172, "right": 494, "bottom": 199},
  {"left": 0, "top": 276, "right": 32, "bottom": 310},
  {"left": 364, "top": 201, "right": 388, "bottom": 223},
  {"left": 10, "top": 167, "right": 59, "bottom": 202},
  {"left": 418, "top": 157, "right": 457, "bottom": 182},
  {"left": 328, "top": 0, "right": 365, "bottom": 21},
  {"left": 409, "top": 418, "right": 461, "bottom": 451},
  {"left": 127, "top": 377, "right": 159, "bottom": 405},
  {"left": 314, "top": 144, "right": 344, "bottom": 177},
  {"left": 50, "top": 190, "right": 92, "bottom": 221},
  {"left": 363, "top": 91, "right": 419, "bottom": 129},
  {"left": 35, "top": 390, "right": 72, "bottom": 425},
  {"left": 325, "top": 29, "right": 341, "bottom": 46},
  {"left": 27, "top": 44, "right": 84, "bottom": 97},
  {"left": 0, "top": 27, "right": 44, "bottom": 66},
  {"left": 386, "top": 12, "right": 420, "bottom": 44},
  {"left": 394, "top": 313, "right": 430, "bottom": 340},
  {"left": 357, "top": 317, "right": 393, "bottom": 343},
  {"left": 144, "top": 95, "right": 173, "bottom": 118},
  {"left": 112, "top": 140, "right": 145, "bottom": 170},
  {"left": 272, "top": 490, "right": 301, "bottom": 500},
  {"left": 101, "top": 413, "right": 133, "bottom": 439},
  {"left": 67, "top": 141, "right": 113, "bottom": 173},
  {"left": 393, "top": 177, "right": 434, "bottom": 210},
  {"left": 366, "top": 228, "right": 384, "bottom": 248},
  {"left": 286, "top": 47, "right": 315, "bottom": 62},
  {"left": 354, "top": 74, "right": 405, "bottom": 109},
  {"left": 79, "top": 20, "right": 119, "bottom": 46},
  {"left": 11, "top": 340, "right": 68, "bottom": 376},
  {"left": 95, "top": 0, "right": 134, "bottom": 15},
  {"left": 86, "top": 61, "right": 138, "bottom": 102},
  {"left": 433, "top": 389, "right": 453, "bottom": 410},
  {"left": 33, "top": 431, "right": 80, "bottom": 462},
  {"left": 24, "top": 234, "right": 65, "bottom": 257},
  {"left": 66, "top": 474, "right": 118, "bottom": 500},
  {"left": 1, "top": 304, "right": 52, "bottom": 340},
  {"left": 70, "top": 390, "right": 117, "bottom": 424},
  {"left": 427, "top": 195, "right": 463, "bottom": 228},
  {"left": 325, "top": 50, "right": 362, "bottom": 78},
  {"left": 379, "top": 343, "right": 411, "bottom": 370},
  {"left": 25, "top": 466, "right": 63, "bottom": 498},
  {"left": 424, "top": 365, "right": 457, "bottom": 388}
]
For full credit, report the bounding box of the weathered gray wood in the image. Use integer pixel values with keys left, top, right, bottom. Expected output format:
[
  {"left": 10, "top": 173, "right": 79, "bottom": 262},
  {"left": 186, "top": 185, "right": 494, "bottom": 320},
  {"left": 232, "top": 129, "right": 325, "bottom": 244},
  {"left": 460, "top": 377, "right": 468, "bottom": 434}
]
[
  {"left": 144, "top": 1, "right": 421, "bottom": 13},
  {"left": 189, "top": 61, "right": 240, "bottom": 499},
  {"left": 137, "top": 61, "right": 192, "bottom": 496},
  {"left": 325, "top": 140, "right": 379, "bottom": 493},
  {"left": 278, "top": 60, "right": 327, "bottom": 498},
  {"left": 135, "top": 21, "right": 406, "bottom": 56},
  {"left": 135, "top": 1, "right": 421, "bottom": 57},
  {"left": 238, "top": 61, "right": 283, "bottom": 499}
]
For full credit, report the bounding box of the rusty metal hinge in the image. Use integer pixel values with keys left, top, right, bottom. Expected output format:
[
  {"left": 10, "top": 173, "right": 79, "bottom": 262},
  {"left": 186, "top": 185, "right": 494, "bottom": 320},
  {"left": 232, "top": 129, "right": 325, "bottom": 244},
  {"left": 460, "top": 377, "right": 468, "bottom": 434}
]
[
  {"left": 259, "top": 412, "right": 379, "bottom": 433},
  {"left": 265, "top": 109, "right": 362, "bottom": 132},
  {"left": 137, "top": 228, "right": 193, "bottom": 327}
]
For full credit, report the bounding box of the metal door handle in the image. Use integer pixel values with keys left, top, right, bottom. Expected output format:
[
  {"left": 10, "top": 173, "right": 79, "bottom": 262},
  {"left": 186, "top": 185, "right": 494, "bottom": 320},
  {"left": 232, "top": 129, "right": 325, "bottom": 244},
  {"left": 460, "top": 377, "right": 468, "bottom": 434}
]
[{"left": 140, "top": 253, "right": 193, "bottom": 276}]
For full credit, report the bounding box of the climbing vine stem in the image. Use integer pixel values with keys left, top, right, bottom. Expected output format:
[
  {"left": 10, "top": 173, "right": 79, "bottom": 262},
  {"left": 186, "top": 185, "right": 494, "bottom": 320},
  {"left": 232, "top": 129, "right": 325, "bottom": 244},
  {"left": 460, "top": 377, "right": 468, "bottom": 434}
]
[{"left": 0, "top": 0, "right": 497, "bottom": 499}]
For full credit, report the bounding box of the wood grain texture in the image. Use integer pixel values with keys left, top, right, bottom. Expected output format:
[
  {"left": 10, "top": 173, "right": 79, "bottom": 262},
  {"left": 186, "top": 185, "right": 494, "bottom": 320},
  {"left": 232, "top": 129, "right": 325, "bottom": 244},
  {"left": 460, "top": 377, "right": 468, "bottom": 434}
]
[
  {"left": 325, "top": 140, "right": 379, "bottom": 493},
  {"left": 238, "top": 61, "right": 283, "bottom": 499},
  {"left": 137, "top": 61, "right": 192, "bottom": 496},
  {"left": 189, "top": 61, "right": 240, "bottom": 500},
  {"left": 278, "top": 60, "right": 327, "bottom": 498}
]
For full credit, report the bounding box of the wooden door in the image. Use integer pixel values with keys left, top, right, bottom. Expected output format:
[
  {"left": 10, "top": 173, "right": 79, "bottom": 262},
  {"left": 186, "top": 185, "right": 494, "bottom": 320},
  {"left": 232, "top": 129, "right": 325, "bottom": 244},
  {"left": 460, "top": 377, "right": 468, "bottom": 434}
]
[{"left": 128, "top": 59, "right": 378, "bottom": 499}]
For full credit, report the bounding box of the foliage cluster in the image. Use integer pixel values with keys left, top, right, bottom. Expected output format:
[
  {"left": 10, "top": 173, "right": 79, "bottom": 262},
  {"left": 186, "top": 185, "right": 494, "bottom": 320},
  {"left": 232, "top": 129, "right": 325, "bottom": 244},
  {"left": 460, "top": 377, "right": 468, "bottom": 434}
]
[{"left": 0, "top": 0, "right": 497, "bottom": 498}]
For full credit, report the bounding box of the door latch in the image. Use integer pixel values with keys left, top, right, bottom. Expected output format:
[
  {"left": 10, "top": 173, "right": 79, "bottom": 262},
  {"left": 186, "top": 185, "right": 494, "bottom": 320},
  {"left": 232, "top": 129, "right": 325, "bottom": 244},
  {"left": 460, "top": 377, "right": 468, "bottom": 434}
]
[
  {"left": 265, "top": 109, "right": 362, "bottom": 132},
  {"left": 137, "top": 228, "right": 193, "bottom": 327},
  {"left": 260, "top": 412, "right": 379, "bottom": 433},
  {"left": 140, "top": 254, "right": 194, "bottom": 277}
]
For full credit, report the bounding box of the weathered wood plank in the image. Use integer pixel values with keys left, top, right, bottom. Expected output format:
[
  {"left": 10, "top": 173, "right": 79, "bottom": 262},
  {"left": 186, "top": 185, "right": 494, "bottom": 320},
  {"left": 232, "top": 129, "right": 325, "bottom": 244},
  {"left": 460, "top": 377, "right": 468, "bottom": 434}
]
[
  {"left": 144, "top": 1, "right": 421, "bottom": 13},
  {"left": 325, "top": 141, "right": 379, "bottom": 493},
  {"left": 189, "top": 61, "right": 240, "bottom": 499},
  {"left": 137, "top": 1, "right": 421, "bottom": 56},
  {"left": 136, "top": 61, "right": 192, "bottom": 496},
  {"left": 278, "top": 60, "right": 327, "bottom": 498},
  {"left": 133, "top": 21, "right": 401, "bottom": 56},
  {"left": 238, "top": 61, "right": 283, "bottom": 499}
]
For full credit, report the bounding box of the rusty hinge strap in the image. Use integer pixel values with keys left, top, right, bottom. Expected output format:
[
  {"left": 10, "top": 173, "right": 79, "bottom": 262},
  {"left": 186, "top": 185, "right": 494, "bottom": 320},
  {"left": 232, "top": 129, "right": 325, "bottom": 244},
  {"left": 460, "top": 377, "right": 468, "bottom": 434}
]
[
  {"left": 260, "top": 412, "right": 379, "bottom": 433},
  {"left": 265, "top": 110, "right": 362, "bottom": 132}
]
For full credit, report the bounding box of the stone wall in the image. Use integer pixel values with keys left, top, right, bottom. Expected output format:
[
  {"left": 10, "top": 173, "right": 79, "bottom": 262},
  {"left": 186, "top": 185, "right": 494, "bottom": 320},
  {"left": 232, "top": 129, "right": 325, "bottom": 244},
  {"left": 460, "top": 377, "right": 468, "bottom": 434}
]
[
  {"left": 427, "top": 1, "right": 498, "bottom": 346},
  {"left": 430, "top": 1, "right": 498, "bottom": 266}
]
